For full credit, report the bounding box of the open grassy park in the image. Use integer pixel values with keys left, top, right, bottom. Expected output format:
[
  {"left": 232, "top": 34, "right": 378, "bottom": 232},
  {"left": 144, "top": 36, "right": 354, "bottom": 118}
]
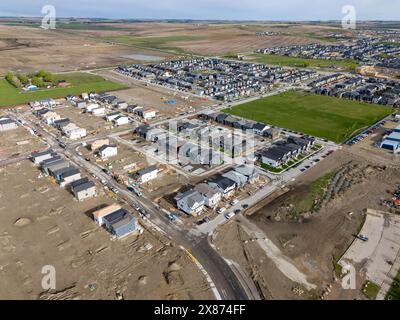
[
  {"left": 224, "top": 91, "right": 392, "bottom": 143},
  {"left": 0, "top": 72, "right": 127, "bottom": 107}
]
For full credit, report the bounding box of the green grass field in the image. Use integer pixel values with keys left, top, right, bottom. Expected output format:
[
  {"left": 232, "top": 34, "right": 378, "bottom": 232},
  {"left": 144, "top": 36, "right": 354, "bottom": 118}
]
[
  {"left": 0, "top": 73, "right": 127, "bottom": 107},
  {"left": 386, "top": 271, "right": 400, "bottom": 300},
  {"left": 224, "top": 91, "right": 392, "bottom": 143},
  {"left": 102, "top": 35, "right": 203, "bottom": 53},
  {"left": 363, "top": 281, "right": 381, "bottom": 300},
  {"left": 247, "top": 53, "right": 358, "bottom": 72}
]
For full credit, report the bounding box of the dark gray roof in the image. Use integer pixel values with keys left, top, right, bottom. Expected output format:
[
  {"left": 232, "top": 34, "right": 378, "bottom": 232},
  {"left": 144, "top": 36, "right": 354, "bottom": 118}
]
[
  {"left": 137, "top": 165, "right": 158, "bottom": 176},
  {"left": 60, "top": 167, "right": 80, "bottom": 179},
  {"left": 52, "top": 166, "right": 73, "bottom": 178},
  {"left": 72, "top": 181, "right": 95, "bottom": 193},
  {"left": 40, "top": 155, "right": 62, "bottom": 166},
  {"left": 259, "top": 147, "right": 289, "bottom": 161},
  {"left": 209, "top": 176, "right": 236, "bottom": 190},
  {"left": 42, "top": 159, "right": 67, "bottom": 171},
  {"left": 31, "top": 149, "right": 53, "bottom": 158},
  {"left": 103, "top": 208, "right": 130, "bottom": 225},
  {"left": 253, "top": 122, "right": 268, "bottom": 131},
  {"left": 70, "top": 177, "right": 90, "bottom": 189}
]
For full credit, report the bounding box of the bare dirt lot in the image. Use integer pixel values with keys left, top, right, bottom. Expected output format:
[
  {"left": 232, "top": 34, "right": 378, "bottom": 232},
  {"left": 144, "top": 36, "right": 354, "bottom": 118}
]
[
  {"left": 214, "top": 148, "right": 400, "bottom": 299},
  {"left": 0, "top": 126, "right": 46, "bottom": 159},
  {"left": 0, "top": 25, "right": 172, "bottom": 75},
  {"left": 213, "top": 219, "right": 312, "bottom": 300},
  {"left": 75, "top": 22, "right": 335, "bottom": 56},
  {"left": 0, "top": 160, "right": 213, "bottom": 300}
]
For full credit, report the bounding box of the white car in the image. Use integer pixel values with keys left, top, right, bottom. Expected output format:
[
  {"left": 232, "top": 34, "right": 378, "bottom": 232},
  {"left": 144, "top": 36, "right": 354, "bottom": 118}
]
[
  {"left": 230, "top": 199, "right": 239, "bottom": 206},
  {"left": 225, "top": 212, "right": 235, "bottom": 220},
  {"left": 217, "top": 207, "right": 227, "bottom": 214}
]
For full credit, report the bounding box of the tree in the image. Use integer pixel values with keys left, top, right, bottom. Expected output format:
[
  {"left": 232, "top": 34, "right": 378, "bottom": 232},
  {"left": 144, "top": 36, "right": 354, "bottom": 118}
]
[
  {"left": 17, "top": 74, "right": 29, "bottom": 85},
  {"left": 43, "top": 72, "right": 54, "bottom": 83},
  {"left": 31, "top": 76, "right": 44, "bottom": 88},
  {"left": 5, "top": 72, "right": 18, "bottom": 88}
]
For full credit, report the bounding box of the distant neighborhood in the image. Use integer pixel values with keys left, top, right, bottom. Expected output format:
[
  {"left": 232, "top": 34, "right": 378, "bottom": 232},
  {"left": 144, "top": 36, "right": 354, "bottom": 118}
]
[{"left": 117, "top": 58, "right": 317, "bottom": 101}]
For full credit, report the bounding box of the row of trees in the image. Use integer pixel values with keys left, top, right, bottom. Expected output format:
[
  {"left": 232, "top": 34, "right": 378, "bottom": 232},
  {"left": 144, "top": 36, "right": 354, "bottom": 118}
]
[
  {"left": 5, "top": 72, "right": 18, "bottom": 88},
  {"left": 4, "top": 70, "right": 55, "bottom": 88}
]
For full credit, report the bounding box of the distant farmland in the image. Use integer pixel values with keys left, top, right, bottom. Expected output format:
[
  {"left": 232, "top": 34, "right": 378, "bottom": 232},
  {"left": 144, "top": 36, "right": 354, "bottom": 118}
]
[
  {"left": 0, "top": 73, "right": 127, "bottom": 107},
  {"left": 224, "top": 91, "right": 392, "bottom": 143}
]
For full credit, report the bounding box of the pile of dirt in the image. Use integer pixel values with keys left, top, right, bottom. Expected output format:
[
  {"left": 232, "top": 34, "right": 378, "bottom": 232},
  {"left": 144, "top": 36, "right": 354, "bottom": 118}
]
[{"left": 14, "top": 217, "right": 31, "bottom": 227}]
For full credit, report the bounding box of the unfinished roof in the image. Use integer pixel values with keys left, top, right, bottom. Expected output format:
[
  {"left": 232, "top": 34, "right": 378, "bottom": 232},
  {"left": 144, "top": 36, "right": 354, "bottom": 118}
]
[{"left": 92, "top": 204, "right": 122, "bottom": 219}]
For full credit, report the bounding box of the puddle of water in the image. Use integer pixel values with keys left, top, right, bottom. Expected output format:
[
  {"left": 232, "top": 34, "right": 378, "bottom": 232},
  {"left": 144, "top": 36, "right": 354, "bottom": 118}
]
[{"left": 122, "top": 54, "right": 164, "bottom": 62}]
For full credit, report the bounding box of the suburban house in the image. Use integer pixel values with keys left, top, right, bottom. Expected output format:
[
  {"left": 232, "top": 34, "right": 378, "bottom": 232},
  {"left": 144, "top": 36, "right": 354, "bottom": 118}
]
[
  {"left": 91, "top": 107, "right": 106, "bottom": 116},
  {"left": 53, "top": 118, "right": 71, "bottom": 130},
  {"left": 138, "top": 109, "right": 157, "bottom": 120},
  {"left": 92, "top": 204, "right": 122, "bottom": 226},
  {"left": 136, "top": 165, "right": 158, "bottom": 184},
  {"left": 58, "top": 167, "right": 81, "bottom": 188},
  {"left": 74, "top": 100, "right": 87, "bottom": 109},
  {"left": 208, "top": 176, "right": 237, "bottom": 198},
  {"left": 259, "top": 146, "right": 291, "bottom": 167},
  {"left": 145, "top": 128, "right": 166, "bottom": 142},
  {"left": 0, "top": 118, "right": 18, "bottom": 131},
  {"left": 175, "top": 190, "right": 205, "bottom": 216},
  {"left": 194, "top": 183, "right": 222, "bottom": 208},
  {"left": 116, "top": 101, "right": 129, "bottom": 110},
  {"left": 112, "top": 115, "right": 130, "bottom": 126},
  {"left": 85, "top": 103, "right": 99, "bottom": 113},
  {"left": 381, "top": 130, "right": 400, "bottom": 154},
  {"left": 64, "top": 126, "right": 87, "bottom": 140},
  {"left": 234, "top": 165, "right": 259, "bottom": 184},
  {"left": 31, "top": 149, "right": 55, "bottom": 165},
  {"left": 222, "top": 170, "right": 248, "bottom": 188},
  {"left": 90, "top": 139, "right": 110, "bottom": 151},
  {"left": 97, "top": 145, "right": 118, "bottom": 159},
  {"left": 135, "top": 124, "right": 151, "bottom": 139},
  {"left": 287, "top": 136, "right": 315, "bottom": 151},
  {"left": 70, "top": 178, "right": 96, "bottom": 201},
  {"left": 42, "top": 159, "right": 69, "bottom": 176},
  {"left": 36, "top": 109, "right": 61, "bottom": 125},
  {"left": 39, "top": 155, "right": 62, "bottom": 170},
  {"left": 105, "top": 112, "right": 121, "bottom": 122},
  {"left": 103, "top": 209, "right": 138, "bottom": 239},
  {"left": 253, "top": 123, "right": 270, "bottom": 135}
]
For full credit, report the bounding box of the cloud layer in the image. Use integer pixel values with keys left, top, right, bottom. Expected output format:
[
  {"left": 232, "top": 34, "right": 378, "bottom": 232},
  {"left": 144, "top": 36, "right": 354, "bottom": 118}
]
[{"left": 1, "top": 0, "right": 399, "bottom": 20}]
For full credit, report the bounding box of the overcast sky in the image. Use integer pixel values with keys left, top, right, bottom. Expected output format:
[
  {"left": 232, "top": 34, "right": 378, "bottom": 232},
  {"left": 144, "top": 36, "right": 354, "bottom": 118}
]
[{"left": 0, "top": 0, "right": 399, "bottom": 21}]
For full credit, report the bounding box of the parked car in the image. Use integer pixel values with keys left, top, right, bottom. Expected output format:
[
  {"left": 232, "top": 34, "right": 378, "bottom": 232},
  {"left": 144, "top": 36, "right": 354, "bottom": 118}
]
[
  {"left": 217, "top": 207, "right": 227, "bottom": 214},
  {"left": 230, "top": 199, "right": 239, "bottom": 206},
  {"left": 225, "top": 212, "right": 235, "bottom": 220},
  {"left": 167, "top": 213, "right": 178, "bottom": 222},
  {"left": 357, "top": 234, "right": 369, "bottom": 242}
]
